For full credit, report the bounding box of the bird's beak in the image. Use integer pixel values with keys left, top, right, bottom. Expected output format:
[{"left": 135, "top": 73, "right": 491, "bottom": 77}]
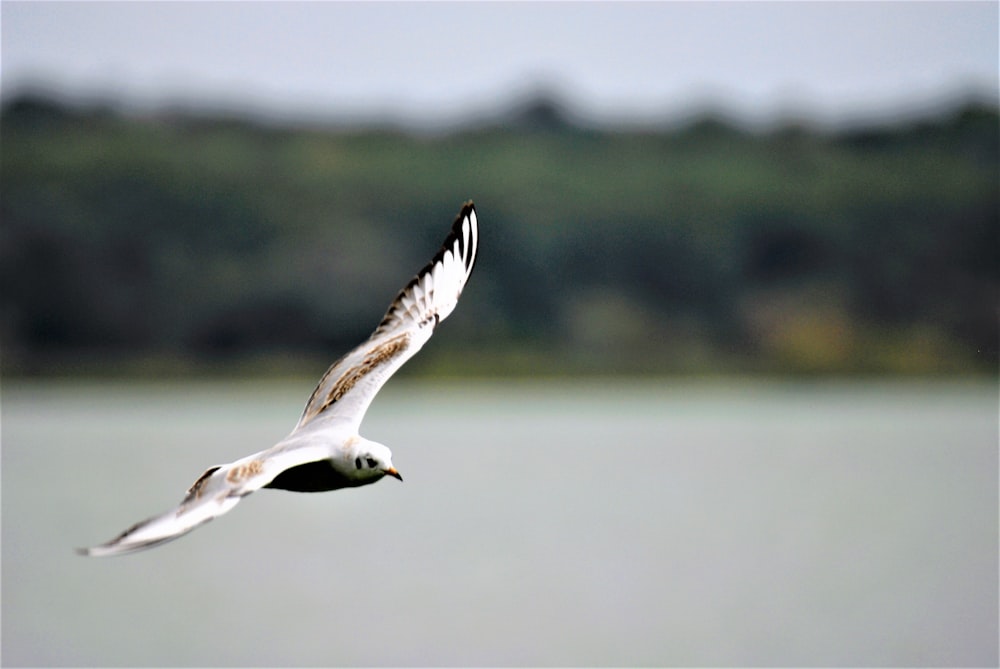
[{"left": 385, "top": 467, "right": 403, "bottom": 481}]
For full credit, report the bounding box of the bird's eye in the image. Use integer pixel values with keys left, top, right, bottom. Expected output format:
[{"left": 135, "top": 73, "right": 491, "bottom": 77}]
[
  {"left": 366, "top": 457, "right": 377, "bottom": 468},
  {"left": 354, "top": 457, "right": 362, "bottom": 470}
]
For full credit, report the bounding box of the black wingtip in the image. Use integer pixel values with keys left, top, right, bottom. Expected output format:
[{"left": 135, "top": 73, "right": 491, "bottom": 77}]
[
  {"left": 372, "top": 199, "right": 479, "bottom": 336},
  {"left": 453, "top": 200, "right": 478, "bottom": 271},
  {"left": 452, "top": 200, "right": 476, "bottom": 238}
]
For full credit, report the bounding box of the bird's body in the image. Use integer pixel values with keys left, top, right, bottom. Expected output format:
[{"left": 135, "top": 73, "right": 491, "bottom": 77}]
[{"left": 79, "top": 201, "right": 479, "bottom": 557}]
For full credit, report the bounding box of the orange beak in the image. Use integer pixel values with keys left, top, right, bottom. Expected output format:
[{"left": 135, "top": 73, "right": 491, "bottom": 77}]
[{"left": 385, "top": 467, "right": 403, "bottom": 481}]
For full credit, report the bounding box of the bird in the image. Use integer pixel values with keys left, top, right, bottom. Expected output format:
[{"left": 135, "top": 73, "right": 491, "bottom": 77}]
[{"left": 78, "top": 201, "right": 479, "bottom": 557}]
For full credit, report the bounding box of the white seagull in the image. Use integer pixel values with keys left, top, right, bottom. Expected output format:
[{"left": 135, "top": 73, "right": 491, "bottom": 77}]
[{"left": 79, "top": 201, "right": 479, "bottom": 557}]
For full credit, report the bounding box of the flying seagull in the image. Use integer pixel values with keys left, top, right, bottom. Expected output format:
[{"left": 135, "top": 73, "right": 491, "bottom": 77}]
[{"left": 79, "top": 201, "right": 478, "bottom": 557}]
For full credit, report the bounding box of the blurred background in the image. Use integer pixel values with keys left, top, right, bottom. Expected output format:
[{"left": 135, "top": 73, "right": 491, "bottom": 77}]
[
  {"left": 2, "top": 1, "right": 997, "bottom": 377},
  {"left": 2, "top": 2, "right": 997, "bottom": 667}
]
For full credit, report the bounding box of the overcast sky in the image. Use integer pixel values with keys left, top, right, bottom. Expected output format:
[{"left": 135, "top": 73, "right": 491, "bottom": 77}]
[{"left": 2, "top": 2, "right": 997, "bottom": 128}]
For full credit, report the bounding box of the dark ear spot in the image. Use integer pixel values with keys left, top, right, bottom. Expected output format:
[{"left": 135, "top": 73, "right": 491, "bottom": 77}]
[{"left": 354, "top": 457, "right": 362, "bottom": 470}]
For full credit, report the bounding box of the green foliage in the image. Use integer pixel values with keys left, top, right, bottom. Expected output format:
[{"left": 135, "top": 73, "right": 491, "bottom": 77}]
[{"left": 2, "top": 94, "right": 997, "bottom": 376}]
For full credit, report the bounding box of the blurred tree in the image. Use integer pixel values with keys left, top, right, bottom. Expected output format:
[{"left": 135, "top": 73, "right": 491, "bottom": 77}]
[{"left": 1, "top": 94, "right": 996, "bottom": 376}]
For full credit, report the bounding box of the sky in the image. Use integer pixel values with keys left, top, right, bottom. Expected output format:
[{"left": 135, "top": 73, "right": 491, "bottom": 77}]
[{"left": 2, "top": 1, "right": 998, "bottom": 129}]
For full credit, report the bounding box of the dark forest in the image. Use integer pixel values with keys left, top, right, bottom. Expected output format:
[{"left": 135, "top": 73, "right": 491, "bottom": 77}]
[{"left": 2, "top": 95, "right": 996, "bottom": 376}]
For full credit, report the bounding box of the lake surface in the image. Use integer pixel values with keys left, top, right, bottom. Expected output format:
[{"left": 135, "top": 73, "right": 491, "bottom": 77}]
[{"left": 2, "top": 378, "right": 997, "bottom": 666}]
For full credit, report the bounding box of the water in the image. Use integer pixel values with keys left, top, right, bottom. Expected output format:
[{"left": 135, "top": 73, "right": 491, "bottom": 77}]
[{"left": 2, "top": 379, "right": 997, "bottom": 666}]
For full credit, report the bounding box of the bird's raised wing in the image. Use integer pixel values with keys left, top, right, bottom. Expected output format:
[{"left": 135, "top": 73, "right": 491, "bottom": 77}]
[{"left": 294, "top": 201, "right": 478, "bottom": 433}]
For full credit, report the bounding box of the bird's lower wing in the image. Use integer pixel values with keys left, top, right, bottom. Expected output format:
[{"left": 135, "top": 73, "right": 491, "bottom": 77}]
[
  {"left": 76, "top": 483, "right": 243, "bottom": 557},
  {"left": 78, "top": 442, "right": 330, "bottom": 557}
]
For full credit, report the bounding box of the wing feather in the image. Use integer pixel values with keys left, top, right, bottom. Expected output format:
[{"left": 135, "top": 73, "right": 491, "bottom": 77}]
[
  {"left": 77, "top": 439, "right": 333, "bottom": 557},
  {"left": 294, "top": 201, "right": 478, "bottom": 432}
]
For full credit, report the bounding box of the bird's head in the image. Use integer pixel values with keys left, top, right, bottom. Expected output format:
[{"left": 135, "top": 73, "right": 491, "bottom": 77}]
[{"left": 349, "top": 439, "right": 403, "bottom": 482}]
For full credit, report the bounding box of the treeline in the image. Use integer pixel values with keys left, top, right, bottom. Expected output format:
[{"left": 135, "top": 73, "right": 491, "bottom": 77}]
[{"left": 1, "top": 94, "right": 997, "bottom": 376}]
